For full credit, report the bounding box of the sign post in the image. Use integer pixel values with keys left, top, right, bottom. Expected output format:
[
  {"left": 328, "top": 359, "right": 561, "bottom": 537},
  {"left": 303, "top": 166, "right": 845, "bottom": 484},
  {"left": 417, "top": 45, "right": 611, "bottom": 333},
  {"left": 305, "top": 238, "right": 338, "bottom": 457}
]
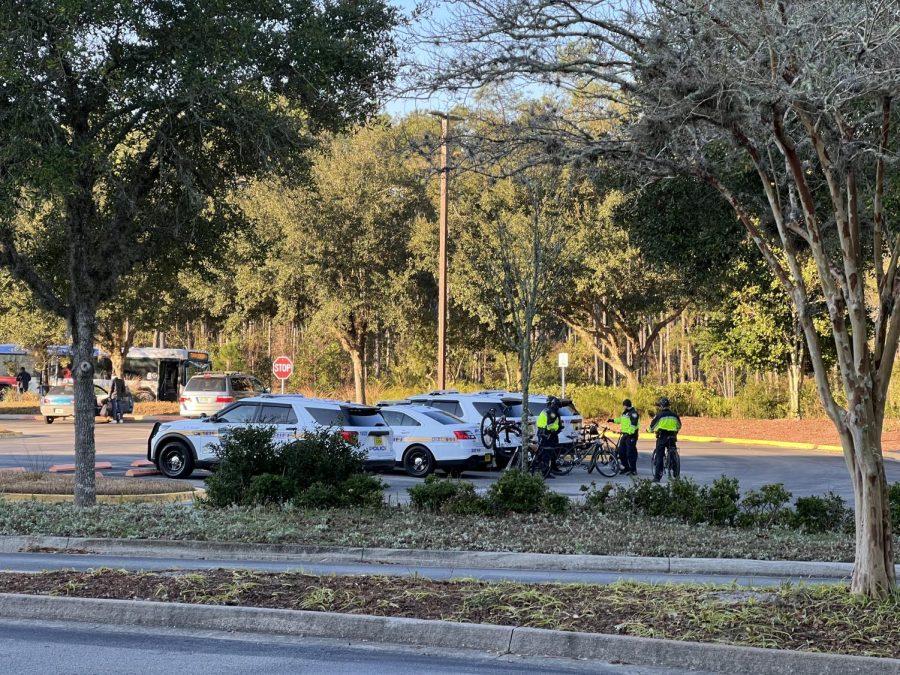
[
  {"left": 558, "top": 352, "right": 569, "bottom": 397},
  {"left": 272, "top": 356, "right": 294, "bottom": 394}
]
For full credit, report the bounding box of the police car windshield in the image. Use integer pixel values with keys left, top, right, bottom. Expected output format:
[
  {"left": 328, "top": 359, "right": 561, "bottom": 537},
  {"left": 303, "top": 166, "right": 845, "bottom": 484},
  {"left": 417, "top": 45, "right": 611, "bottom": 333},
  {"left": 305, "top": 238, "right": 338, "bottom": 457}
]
[
  {"left": 472, "top": 401, "right": 506, "bottom": 417},
  {"left": 422, "top": 409, "right": 464, "bottom": 425},
  {"left": 185, "top": 377, "right": 226, "bottom": 392},
  {"left": 48, "top": 385, "right": 74, "bottom": 396}
]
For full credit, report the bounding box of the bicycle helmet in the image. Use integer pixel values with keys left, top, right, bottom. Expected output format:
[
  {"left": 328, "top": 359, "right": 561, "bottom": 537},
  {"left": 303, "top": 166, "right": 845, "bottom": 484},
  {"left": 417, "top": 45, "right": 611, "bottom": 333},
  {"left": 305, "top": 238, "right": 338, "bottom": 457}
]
[
  {"left": 657, "top": 396, "right": 671, "bottom": 409},
  {"left": 622, "top": 398, "right": 632, "bottom": 408},
  {"left": 547, "top": 395, "right": 561, "bottom": 410}
]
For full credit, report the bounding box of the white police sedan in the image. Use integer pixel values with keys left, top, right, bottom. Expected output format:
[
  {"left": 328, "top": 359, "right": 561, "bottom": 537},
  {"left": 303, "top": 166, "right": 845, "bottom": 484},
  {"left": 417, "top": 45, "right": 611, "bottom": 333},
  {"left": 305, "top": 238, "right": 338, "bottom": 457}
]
[
  {"left": 377, "top": 402, "right": 492, "bottom": 477},
  {"left": 148, "top": 395, "right": 395, "bottom": 479}
]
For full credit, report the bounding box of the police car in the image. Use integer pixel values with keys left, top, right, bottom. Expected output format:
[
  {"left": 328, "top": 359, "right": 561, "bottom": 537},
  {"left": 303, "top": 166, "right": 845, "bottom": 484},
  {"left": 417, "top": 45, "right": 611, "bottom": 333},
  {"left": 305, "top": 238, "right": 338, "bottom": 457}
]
[
  {"left": 378, "top": 401, "right": 492, "bottom": 477},
  {"left": 407, "top": 390, "right": 582, "bottom": 468},
  {"left": 148, "top": 395, "right": 395, "bottom": 479}
]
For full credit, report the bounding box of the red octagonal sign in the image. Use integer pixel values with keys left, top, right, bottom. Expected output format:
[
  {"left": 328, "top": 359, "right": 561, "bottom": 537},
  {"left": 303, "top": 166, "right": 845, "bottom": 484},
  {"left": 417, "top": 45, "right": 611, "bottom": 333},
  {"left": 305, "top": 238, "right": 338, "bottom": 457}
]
[{"left": 272, "top": 356, "right": 294, "bottom": 380}]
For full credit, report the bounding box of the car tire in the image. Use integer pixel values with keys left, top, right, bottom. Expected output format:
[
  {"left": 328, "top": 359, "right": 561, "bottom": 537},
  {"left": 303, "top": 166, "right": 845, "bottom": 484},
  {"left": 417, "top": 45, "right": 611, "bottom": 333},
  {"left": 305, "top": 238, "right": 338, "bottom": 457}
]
[
  {"left": 44, "top": 416, "right": 54, "bottom": 424},
  {"left": 403, "top": 446, "right": 435, "bottom": 478},
  {"left": 157, "top": 441, "right": 195, "bottom": 479}
]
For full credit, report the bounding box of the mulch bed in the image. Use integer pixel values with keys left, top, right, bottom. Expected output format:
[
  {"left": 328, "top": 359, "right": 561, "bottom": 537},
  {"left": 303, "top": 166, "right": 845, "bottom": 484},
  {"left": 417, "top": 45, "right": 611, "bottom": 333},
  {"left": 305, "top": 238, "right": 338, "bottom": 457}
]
[
  {"left": 1, "top": 569, "right": 897, "bottom": 658},
  {"left": 0, "top": 473, "right": 193, "bottom": 495},
  {"left": 680, "top": 417, "right": 900, "bottom": 450}
]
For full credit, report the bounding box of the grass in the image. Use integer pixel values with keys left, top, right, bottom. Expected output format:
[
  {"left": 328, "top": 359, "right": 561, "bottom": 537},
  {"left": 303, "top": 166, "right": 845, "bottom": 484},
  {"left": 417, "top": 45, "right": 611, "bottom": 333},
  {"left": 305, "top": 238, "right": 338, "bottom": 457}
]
[
  {"left": 0, "top": 399, "right": 179, "bottom": 417},
  {"left": 1, "top": 569, "right": 896, "bottom": 658},
  {"left": 0, "top": 473, "right": 193, "bottom": 495},
  {"left": 133, "top": 401, "right": 179, "bottom": 416},
  {"left": 0, "top": 501, "right": 875, "bottom": 562}
]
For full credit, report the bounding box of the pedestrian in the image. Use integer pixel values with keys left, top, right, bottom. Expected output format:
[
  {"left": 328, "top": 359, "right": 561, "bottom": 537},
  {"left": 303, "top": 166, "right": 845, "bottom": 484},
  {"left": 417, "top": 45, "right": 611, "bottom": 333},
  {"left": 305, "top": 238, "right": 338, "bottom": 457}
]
[
  {"left": 108, "top": 374, "right": 127, "bottom": 424},
  {"left": 61, "top": 362, "right": 72, "bottom": 380},
  {"left": 608, "top": 398, "right": 639, "bottom": 475},
  {"left": 535, "top": 396, "right": 563, "bottom": 478},
  {"left": 648, "top": 397, "right": 682, "bottom": 482},
  {"left": 15, "top": 367, "right": 31, "bottom": 395}
]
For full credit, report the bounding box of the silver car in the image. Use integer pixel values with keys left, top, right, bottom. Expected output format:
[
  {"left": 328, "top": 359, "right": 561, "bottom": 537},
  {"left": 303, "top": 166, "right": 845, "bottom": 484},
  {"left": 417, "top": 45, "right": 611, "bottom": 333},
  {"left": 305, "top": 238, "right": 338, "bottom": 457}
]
[{"left": 179, "top": 372, "right": 267, "bottom": 418}]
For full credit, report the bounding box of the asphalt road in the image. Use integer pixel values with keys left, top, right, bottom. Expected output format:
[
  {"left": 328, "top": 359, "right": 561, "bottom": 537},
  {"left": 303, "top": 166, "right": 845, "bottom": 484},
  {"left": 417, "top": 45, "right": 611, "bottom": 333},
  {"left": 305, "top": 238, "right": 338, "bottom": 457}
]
[
  {"left": 0, "top": 618, "right": 679, "bottom": 674},
  {"left": 0, "top": 551, "right": 842, "bottom": 586},
  {"left": 1, "top": 418, "right": 899, "bottom": 503}
]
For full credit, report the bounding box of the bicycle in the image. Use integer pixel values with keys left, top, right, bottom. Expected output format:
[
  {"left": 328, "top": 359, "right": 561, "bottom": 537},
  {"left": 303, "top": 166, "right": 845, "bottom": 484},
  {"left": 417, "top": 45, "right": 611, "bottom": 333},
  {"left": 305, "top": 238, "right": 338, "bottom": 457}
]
[
  {"left": 554, "top": 423, "right": 599, "bottom": 475},
  {"left": 554, "top": 424, "right": 620, "bottom": 477},
  {"left": 652, "top": 436, "right": 681, "bottom": 479},
  {"left": 479, "top": 408, "right": 522, "bottom": 453},
  {"left": 588, "top": 425, "right": 622, "bottom": 477}
]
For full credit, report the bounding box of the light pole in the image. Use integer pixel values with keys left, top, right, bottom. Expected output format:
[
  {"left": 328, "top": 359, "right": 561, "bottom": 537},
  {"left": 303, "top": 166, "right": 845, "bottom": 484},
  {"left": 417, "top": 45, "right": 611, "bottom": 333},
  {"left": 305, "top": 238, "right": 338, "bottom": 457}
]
[{"left": 429, "top": 111, "right": 460, "bottom": 391}]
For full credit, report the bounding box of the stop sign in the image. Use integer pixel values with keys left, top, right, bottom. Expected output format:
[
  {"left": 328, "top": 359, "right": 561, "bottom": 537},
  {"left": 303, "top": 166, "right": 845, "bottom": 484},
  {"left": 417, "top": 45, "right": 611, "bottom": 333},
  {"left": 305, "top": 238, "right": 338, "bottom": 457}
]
[{"left": 272, "top": 356, "right": 294, "bottom": 380}]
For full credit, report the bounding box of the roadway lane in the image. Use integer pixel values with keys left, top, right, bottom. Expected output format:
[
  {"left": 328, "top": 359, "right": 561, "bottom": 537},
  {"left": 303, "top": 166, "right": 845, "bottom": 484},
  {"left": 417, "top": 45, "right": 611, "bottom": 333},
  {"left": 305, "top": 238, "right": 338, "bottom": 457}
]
[
  {"left": 1, "top": 419, "right": 899, "bottom": 503},
  {"left": 0, "top": 551, "right": 842, "bottom": 586},
  {"left": 0, "top": 618, "right": 676, "bottom": 674}
]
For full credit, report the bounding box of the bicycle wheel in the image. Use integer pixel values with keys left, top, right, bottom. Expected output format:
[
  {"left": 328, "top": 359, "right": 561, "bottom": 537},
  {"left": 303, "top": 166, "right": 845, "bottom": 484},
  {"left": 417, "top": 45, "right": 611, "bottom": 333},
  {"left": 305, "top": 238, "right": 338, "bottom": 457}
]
[
  {"left": 668, "top": 449, "right": 681, "bottom": 478},
  {"left": 593, "top": 440, "right": 620, "bottom": 477},
  {"left": 553, "top": 446, "right": 578, "bottom": 475},
  {"left": 480, "top": 412, "right": 497, "bottom": 450}
]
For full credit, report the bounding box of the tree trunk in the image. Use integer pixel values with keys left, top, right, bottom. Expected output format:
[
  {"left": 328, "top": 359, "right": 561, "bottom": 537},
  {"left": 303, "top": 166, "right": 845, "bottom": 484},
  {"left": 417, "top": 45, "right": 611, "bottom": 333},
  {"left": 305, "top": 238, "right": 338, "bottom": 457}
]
[
  {"left": 349, "top": 347, "right": 366, "bottom": 404},
  {"left": 787, "top": 360, "right": 802, "bottom": 419},
  {"left": 70, "top": 304, "right": 97, "bottom": 508},
  {"left": 843, "top": 425, "right": 896, "bottom": 595}
]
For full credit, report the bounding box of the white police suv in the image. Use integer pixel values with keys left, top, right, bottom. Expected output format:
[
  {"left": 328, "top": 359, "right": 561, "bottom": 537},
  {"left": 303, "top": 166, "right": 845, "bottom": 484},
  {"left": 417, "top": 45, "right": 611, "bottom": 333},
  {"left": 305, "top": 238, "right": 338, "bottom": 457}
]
[
  {"left": 407, "top": 390, "right": 582, "bottom": 468},
  {"left": 148, "top": 395, "right": 395, "bottom": 479},
  {"left": 378, "top": 401, "right": 492, "bottom": 477}
]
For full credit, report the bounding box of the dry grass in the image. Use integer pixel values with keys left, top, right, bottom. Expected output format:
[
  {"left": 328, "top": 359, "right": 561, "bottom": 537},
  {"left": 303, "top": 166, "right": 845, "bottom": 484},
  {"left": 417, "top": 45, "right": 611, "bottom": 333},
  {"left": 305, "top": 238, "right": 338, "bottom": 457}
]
[
  {"left": 133, "top": 401, "right": 180, "bottom": 416},
  {"left": 0, "top": 472, "right": 193, "bottom": 495}
]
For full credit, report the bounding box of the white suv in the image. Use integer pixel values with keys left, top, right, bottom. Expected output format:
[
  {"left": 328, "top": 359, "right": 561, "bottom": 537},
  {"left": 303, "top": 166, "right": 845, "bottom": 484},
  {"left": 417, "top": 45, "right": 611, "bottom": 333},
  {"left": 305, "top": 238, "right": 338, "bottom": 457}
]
[
  {"left": 378, "top": 402, "right": 491, "bottom": 477},
  {"left": 407, "top": 390, "right": 582, "bottom": 468},
  {"left": 148, "top": 395, "right": 395, "bottom": 478}
]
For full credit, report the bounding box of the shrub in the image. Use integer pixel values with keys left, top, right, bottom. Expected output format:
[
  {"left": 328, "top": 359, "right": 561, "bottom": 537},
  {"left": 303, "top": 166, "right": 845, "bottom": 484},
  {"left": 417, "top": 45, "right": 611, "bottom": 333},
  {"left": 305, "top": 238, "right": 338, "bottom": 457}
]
[
  {"left": 204, "top": 425, "right": 377, "bottom": 508},
  {"left": 793, "top": 493, "right": 850, "bottom": 533},
  {"left": 890, "top": 482, "right": 900, "bottom": 526},
  {"left": 408, "top": 475, "right": 471, "bottom": 512},
  {"left": 485, "top": 470, "right": 548, "bottom": 514},
  {"left": 581, "top": 482, "right": 615, "bottom": 510},
  {"left": 444, "top": 487, "right": 490, "bottom": 515},
  {"left": 731, "top": 381, "right": 787, "bottom": 419},
  {"left": 701, "top": 476, "right": 741, "bottom": 527},
  {"left": 738, "top": 483, "right": 794, "bottom": 528},
  {"left": 542, "top": 491, "right": 571, "bottom": 515},
  {"left": 667, "top": 477, "right": 704, "bottom": 523},
  {"left": 621, "top": 478, "right": 672, "bottom": 518}
]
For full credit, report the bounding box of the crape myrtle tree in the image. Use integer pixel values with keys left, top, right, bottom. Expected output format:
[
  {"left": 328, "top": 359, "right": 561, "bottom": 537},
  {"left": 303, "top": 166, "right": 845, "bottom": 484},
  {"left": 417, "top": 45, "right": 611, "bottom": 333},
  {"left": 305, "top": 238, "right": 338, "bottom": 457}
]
[
  {"left": 0, "top": 0, "right": 398, "bottom": 506},
  {"left": 414, "top": 0, "right": 900, "bottom": 596}
]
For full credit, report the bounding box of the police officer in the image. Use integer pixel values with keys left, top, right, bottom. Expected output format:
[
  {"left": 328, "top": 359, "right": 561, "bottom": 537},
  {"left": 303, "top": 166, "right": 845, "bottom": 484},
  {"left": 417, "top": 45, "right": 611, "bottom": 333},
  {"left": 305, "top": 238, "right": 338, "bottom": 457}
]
[
  {"left": 648, "top": 397, "right": 681, "bottom": 482},
  {"left": 608, "top": 398, "right": 639, "bottom": 475},
  {"left": 535, "top": 396, "right": 563, "bottom": 478}
]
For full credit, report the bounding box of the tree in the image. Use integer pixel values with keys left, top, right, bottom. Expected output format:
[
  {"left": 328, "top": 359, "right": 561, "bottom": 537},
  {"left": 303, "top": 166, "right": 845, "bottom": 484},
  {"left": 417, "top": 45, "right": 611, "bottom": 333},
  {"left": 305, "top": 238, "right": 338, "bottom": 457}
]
[
  {"left": 286, "top": 122, "right": 432, "bottom": 403},
  {"left": 452, "top": 164, "right": 581, "bottom": 468},
  {"left": 563, "top": 176, "right": 744, "bottom": 390},
  {"left": 0, "top": 0, "right": 398, "bottom": 506},
  {"left": 416, "top": 1, "right": 900, "bottom": 596}
]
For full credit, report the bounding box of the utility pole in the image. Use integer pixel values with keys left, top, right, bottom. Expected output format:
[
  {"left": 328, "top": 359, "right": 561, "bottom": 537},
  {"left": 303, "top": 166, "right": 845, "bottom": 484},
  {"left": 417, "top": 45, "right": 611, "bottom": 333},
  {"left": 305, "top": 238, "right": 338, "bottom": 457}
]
[
  {"left": 437, "top": 115, "right": 449, "bottom": 390},
  {"left": 430, "top": 111, "right": 460, "bottom": 390}
]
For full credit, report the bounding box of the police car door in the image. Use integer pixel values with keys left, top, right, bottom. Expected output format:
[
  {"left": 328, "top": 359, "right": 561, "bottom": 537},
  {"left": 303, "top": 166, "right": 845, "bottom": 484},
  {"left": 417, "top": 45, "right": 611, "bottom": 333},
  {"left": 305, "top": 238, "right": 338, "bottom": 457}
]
[
  {"left": 256, "top": 403, "right": 299, "bottom": 445},
  {"left": 202, "top": 402, "right": 260, "bottom": 458},
  {"left": 382, "top": 410, "right": 421, "bottom": 455}
]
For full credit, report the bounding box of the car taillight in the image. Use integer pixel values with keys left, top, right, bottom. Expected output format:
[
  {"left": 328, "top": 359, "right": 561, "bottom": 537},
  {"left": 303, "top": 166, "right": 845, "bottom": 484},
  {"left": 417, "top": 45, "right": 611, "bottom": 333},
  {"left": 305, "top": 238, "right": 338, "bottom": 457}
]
[
  {"left": 40, "top": 397, "right": 48, "bottom": 405},
  {"left": 215, "top": 396, "right": 234, "bottom": 403},
  {"left": 179, "top": 397, "right": 188, "bottom": 404},
  {"left": 340, "top": 430, "right": 358, "bottom": 444},
  {"left": 454, "top": 430, "right": 476, "bottom": 440}
]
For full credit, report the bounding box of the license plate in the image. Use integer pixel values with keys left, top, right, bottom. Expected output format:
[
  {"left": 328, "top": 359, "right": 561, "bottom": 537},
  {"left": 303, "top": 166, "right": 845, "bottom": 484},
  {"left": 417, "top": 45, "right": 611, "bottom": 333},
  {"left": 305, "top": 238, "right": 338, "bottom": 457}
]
[
  {"left": 200, "top": 397, "right": 213, "bottom": 404},
  {"left": 373, "top": 436, "right": 382, "bottom": 446},
  {"left": 484, "top": 454, "right": 492, "bottom": 463},
  {"left": 54, "top": 408, "right": 64, "bottom": 413}
]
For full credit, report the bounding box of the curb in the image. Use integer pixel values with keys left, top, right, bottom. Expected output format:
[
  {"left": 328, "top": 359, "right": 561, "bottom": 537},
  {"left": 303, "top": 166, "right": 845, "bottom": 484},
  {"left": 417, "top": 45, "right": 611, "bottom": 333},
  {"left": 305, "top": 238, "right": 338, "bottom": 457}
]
[
  {"left": 0, "top": 535, "right": 881, "bottom": 580},
  {"left": 0, "top": 490, "right": 201, "bottom": 505},
  {"left": 0, "top": 593, "right": 894, "bottom": 674},
  {"left": 678, "top": 434, "right": 868, "bottom": 454}
]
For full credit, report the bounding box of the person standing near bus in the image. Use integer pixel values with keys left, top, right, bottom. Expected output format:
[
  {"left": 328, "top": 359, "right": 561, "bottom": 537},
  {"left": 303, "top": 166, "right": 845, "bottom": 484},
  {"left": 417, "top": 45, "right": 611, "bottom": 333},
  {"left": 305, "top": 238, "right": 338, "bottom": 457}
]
[
  {"left": 108, "top": 375, "right": 127, "bottom": 423},
  {"left": 15, "top": 367, "right": 31, "bottom": 395}
]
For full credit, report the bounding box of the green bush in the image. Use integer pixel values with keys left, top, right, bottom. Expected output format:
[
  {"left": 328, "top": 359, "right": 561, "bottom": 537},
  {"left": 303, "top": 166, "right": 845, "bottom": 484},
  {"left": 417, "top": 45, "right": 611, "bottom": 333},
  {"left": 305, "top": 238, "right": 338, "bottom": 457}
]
[
  {"left": 408, "top": 475, "right": 472, "bottom": 512},
  {"left": 581, "top": 482, "right": 615, "bottom": 510},
  {"left": 444, "top": 489, "right": 490, "bottom": 515},
  {"left": 668, "top": 477, "right": 704, "bottom": 523},
  {"left": 204, "top": 425, "right": 379, "bottom": 508},
  {"left": 890, "top": 483, "right": 900, "bottom": 526},
  {"left": 738, "top": 483, "right": 794, "bottom": 528},
  {"left": 793, "top": 493, "right": 850, "bottom": 533},
  {"left": 731, "top": 380, "right": 787, "bottom": 419},
  {"left": 542, "top": 491, "right": 570, "bottom": 515},
  {"left": 559, "top": 382, "right": 729, "bottom": 420},
  {"left": 486, "top": 470, "right": 549, "bottom": 514},
  {"left": 701, "top": 476, "right": 741, "bottom": 527}
]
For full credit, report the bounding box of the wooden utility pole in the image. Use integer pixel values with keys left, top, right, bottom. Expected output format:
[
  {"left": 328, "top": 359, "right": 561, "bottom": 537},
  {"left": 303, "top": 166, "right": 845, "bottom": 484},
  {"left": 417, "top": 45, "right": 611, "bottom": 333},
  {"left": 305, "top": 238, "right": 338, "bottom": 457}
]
[{"left": 437, "top": 115, "right": 449, "bottom": 390}]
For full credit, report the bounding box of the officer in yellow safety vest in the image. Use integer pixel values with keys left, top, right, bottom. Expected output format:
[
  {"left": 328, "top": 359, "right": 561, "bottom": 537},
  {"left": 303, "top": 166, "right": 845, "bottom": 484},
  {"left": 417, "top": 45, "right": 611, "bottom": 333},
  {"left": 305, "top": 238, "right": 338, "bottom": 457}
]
[
  {"left": 608, "top": 398, "right": 639, "bottom": 475},
  {"left": 648, "top": 397, "right": 682, "bottom": 482},
  {"left": 535, "top": 396, "right": 563, "bottom": 478}
]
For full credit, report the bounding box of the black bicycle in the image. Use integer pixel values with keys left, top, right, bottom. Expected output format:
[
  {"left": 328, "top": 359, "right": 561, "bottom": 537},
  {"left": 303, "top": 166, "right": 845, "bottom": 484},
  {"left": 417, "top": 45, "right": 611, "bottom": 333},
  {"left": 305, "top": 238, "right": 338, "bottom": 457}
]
[
  {"left": 480, "top": 408, "right": 522, "bottom": 452},
  {"left": 653, "top": 436, "right": 681, "bottom": 479},
  {"left": 554, "top": 424, "right": 620, "bottom": 477}
]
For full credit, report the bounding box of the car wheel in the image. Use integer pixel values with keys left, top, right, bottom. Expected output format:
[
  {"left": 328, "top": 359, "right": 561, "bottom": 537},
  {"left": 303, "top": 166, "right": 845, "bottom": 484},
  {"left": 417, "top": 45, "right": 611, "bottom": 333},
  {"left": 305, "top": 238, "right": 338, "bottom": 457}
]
[
  {"left": 44, "top": 416, "right": 54, "bottom": 424},
  {"left": 403, "top": 446, "right": 435, "bottom": 478},
  {"left": 157, "top": 441, "right": 195, "bottom": 479}
]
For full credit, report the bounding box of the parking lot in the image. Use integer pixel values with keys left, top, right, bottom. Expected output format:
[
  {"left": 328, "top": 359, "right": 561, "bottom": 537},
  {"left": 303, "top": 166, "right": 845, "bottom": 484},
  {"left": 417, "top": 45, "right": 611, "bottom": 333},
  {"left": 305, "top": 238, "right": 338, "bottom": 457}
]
[{"left": 2, "top": 417, "right": 899, "bottom": 504}]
